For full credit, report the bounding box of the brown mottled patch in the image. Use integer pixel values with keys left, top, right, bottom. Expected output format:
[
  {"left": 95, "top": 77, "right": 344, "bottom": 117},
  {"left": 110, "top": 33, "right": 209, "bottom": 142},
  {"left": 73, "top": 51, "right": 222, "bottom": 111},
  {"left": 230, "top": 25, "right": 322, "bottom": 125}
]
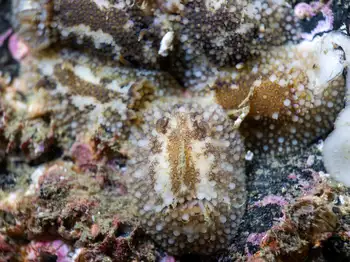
[
  {"left": 35, "top": 77, "right": 57, "bottom": 90},
  {"left": 167, "top": 114, "right": 198, "bottom": 196},
  {"left": 55, "top": 0, "right": 159, "bottom": 66},
  {"left": 150, "top": 137, "right": 163, "bottom": 154},
  {"left": 148, "top": 159, "right": 158, "bottom": 190},
  {"left": 213, "top": 74, "right": 252, "bottom": 110},
  {"left": 249, "top": 80, "right": 288, "bottom": 118},
  {"left": 53, "top": 63, "right": 116, "bottom": 103},
  {"left": 127, "top": 79, "right": 156, "bottom": 110}
]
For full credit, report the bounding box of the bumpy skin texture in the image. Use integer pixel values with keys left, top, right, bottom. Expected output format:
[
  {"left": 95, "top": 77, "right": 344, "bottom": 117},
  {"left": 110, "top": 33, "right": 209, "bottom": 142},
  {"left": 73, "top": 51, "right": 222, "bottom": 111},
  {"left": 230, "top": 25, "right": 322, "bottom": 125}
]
[
  {"left": 1, "top": 31, "right": 348, "bottom": 257},
  {"left": 6, "top": 49, "right": 247, "bottom": 255},
  {"left": 213, "top": 32, "right": 347, "bottom": 155},
  {"left": 4, "top": 50, "right": 181, "bottom": 157},
  {"left": 180, "top": 0, "right": 298, "bottom": 65},
  {"left": 11, "top": 0, "right": 299, "bottom": 87},
  {"left": 125, "top": 99, "right": 246, "bottom": 255},
  {"left": 12, "top": 0, "right": 163, "bottom": 66}
]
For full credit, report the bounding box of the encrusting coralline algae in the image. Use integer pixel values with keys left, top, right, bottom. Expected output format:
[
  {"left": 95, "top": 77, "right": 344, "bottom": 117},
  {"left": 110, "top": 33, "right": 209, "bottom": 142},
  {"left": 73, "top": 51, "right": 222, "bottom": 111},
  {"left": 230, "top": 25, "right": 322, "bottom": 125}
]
[{"left": 0, "top": 0, "right": 350, "bottom": 261}]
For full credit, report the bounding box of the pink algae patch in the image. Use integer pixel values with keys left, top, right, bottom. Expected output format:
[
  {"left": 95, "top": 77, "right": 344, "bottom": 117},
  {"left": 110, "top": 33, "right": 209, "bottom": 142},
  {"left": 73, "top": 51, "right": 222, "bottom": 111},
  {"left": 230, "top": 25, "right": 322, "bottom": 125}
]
[
  {"left": 26, "top": 240, "right": 71, "bottom": 262},
  {"left": 8, "top": 34, "right": 29, "bottom": 61},
  {"left": 0, "top": 28, "right": 12, "bottom": 47},
  {"left": 253, "top": 195, "right": 288, "bottom": 207}
]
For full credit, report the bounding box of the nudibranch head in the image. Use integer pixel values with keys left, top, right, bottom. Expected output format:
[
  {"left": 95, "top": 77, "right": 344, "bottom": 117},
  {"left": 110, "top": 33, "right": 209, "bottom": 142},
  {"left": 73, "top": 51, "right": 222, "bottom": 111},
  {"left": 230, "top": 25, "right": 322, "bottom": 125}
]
[{"left": 126, "top": 99, "right": 246, "bottom": 255}]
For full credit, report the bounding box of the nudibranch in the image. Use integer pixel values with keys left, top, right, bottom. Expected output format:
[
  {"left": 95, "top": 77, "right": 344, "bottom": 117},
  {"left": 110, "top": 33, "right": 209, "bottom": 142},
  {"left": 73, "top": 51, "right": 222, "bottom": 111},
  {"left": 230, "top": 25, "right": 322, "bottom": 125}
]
[
  {"left": 125, "top": 97, "right": 246, "bottom": 255},
  {"left": 11, "top": 0, "right": 163, "bottom": 67},
  {"left": 11, "top": 0, "right": 299, "bottom": 85},
  {"left": 213, "top": 31, "right": 349, "bottom": 156},
  {"left": 7, "top": 0, "right": 350, "bottom": 257},
  {"left": 6, "top": 50, "right": 181, "bottom": 155}
]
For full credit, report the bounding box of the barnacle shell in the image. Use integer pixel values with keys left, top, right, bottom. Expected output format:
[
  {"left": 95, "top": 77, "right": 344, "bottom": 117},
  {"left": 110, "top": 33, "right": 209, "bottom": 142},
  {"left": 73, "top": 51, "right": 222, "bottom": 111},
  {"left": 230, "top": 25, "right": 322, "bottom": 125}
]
[{"left": 125, "top": 97, "right": 246, "bottom": 255}]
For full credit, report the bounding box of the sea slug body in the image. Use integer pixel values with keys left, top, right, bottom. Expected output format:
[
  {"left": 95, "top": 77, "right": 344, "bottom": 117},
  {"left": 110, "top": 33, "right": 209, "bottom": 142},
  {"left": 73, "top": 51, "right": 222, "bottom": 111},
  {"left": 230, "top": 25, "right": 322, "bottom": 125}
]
[
  {"left": 213, "top": 32, "right": 349, "bottom": 156},
  {"left": 11, "top": 0, "right": 299, "bottom": 87},
  {"left": 3, "top": 50, "right": 181, "bottom": 158},
  {"left": 125, "top": 97, "right": 246, "bottom": 255}
]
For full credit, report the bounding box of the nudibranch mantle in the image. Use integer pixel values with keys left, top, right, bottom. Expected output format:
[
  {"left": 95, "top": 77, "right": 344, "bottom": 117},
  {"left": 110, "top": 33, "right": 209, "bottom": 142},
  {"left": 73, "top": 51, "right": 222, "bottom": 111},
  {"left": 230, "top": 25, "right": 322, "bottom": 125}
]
[
  {"left": 125, "top": 97, "right": 246, "bottom": 255},
  {"left": 213, "top": 31, "right": 349, "bottom": 156}
]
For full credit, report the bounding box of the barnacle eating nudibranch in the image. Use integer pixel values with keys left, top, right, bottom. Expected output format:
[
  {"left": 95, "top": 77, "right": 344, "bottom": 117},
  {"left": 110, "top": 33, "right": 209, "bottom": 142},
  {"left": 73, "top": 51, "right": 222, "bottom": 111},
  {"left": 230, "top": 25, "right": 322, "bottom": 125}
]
[
  {"left": 125, "top": 97, "right": 246, "bottom": 255},
  {"left": 11, "top": 0, "right": 299, "bottom": 87},
  {"left": 213, "top": 31, "right": 350, "bottom": 156},
  {"left": 6, "top": 49, "right": 181, "bottom": 157},
  {"left": 8, "top": 0, "right": 350, "bottom": 257},
  {"left": 11, "top": 0, "right": 164, "bottom": 67}
]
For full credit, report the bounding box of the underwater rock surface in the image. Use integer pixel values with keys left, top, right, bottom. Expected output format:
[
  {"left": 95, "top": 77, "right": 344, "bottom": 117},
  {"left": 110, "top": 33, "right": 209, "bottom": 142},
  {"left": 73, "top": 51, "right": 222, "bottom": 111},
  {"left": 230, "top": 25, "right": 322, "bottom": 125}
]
[{"left": 1, "top": 0, "right": 350, "bottom": 261}]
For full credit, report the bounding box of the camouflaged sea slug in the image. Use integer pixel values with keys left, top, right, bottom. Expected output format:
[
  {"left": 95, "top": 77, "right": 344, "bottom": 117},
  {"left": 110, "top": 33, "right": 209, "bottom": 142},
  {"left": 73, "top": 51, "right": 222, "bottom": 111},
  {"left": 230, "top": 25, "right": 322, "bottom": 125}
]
[
  {"left": 11, "top": 0, "right": 298, "bottom": 87},
  {"left": 6, "top": 50, "right": 181, "bottom": 156},
  {"left": 212, "top": 31, "right": 350, "bottom": 155},
  {"left": 5, "top": 50, "right": 247, "bottom": 256},
  {"left": 125, "top": 97, "right": 246, "bottom": 255},
  {"left": 11, "top": 48, "right": 247, "bottom": 255}
]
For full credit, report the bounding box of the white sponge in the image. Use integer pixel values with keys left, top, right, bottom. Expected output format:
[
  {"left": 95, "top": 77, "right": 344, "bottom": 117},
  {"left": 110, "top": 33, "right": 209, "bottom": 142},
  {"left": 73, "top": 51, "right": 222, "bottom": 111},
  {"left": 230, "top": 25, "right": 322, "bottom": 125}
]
[
  {"left": 323, "top": 97, "right": 350, "bottom": 186},
  {"left": 322, "top": 32, "right": 350, "bottom": 186}
]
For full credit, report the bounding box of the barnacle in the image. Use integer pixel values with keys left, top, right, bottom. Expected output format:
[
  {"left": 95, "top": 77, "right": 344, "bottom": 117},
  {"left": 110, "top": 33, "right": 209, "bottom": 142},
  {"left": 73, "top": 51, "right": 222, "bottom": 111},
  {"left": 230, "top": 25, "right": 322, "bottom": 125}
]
[{"left": 125, "top": 97, "right": 246, "bottom": 255}]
